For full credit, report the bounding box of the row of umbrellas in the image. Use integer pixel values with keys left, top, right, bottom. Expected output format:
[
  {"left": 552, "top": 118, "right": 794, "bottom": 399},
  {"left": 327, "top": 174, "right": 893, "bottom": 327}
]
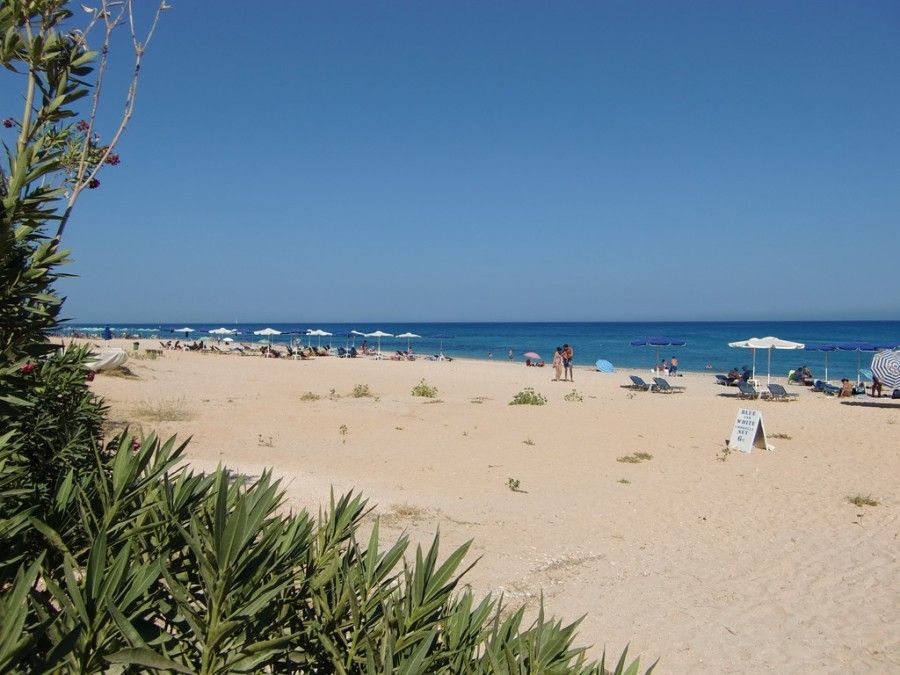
[
  {"left": 632, "top": 335, "right": 900, "bottom": 387},
  {"left": 173, "top": 327, "right": 430, "bottom": 355}
]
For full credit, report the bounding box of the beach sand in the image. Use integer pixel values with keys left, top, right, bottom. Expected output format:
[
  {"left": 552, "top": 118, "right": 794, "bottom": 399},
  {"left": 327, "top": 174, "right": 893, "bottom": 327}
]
[{"left": 83, "top": 340, "right": 898, "bottom": 673}]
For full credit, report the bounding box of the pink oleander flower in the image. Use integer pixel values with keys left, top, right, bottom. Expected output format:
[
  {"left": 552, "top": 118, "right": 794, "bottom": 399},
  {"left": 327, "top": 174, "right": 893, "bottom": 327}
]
[
  {"left": 20, "top": 362, "right": 35, "bottom": 374},
  {"left": 76, "top": 119, "right": 90, "bottom": 132},
  {"left": 85, "top": 370, "right": 95, "bottom": 381},
  {"left": 2, "top": 118, "right": 13, "bottom": 128},
  {"left": 131, "top": 438, "right": 142, "bottom": 451},
  {"left": 105, "top": 153, "right": 121, "bottom": 166},
  {"left": 88, "top": 178, "right": 100, "bottom": 189}
]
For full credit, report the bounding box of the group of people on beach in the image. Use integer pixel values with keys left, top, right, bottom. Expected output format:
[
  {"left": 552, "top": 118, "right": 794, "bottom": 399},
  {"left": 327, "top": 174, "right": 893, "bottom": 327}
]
[{"left": 552, "top": 344, "right": 574, "bottom": 382}]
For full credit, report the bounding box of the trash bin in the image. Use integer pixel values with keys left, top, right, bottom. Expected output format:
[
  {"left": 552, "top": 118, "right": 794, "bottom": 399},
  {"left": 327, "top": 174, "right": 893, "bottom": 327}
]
[{"left": 133, "top": 341, "right": 140, "bottom": 351}]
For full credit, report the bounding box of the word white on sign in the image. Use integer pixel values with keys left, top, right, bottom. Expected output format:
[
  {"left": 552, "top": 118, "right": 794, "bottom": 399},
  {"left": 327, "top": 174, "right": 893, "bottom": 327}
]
[{"left": 728, "top": 408, "right": 769, "bottom": 453}]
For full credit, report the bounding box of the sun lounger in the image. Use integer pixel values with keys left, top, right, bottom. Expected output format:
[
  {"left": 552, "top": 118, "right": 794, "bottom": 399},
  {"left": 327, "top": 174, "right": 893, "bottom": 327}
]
[
  {"left": 652, "top": 377, "right": 684, "bottom": 393},
  {"left": 814, "top": 380, "right": 842, "bottom": 396},
  {"left": 736, "top": 381, "right": 762, "bottom": 399},
  {"left": 715, "top": 374, "right": 732, "bottom": 386},
  {"left": 767, "top": 383, "right": 797, "bottom": 401},
  {"left": 628, "top": 375, "right": 655, "bottom": 391}
]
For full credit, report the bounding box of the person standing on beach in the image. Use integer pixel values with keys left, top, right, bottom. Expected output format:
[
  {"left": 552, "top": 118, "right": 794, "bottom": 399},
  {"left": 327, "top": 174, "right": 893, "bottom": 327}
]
[
  {"left": 563, "top": 343, "right": 574, "bottom": 381},
  {"left": 552, "top": 346, "right": 564, "bottom": 381},
  {"left": 508, "top": 348, "right": 513, "bottom": 361}
]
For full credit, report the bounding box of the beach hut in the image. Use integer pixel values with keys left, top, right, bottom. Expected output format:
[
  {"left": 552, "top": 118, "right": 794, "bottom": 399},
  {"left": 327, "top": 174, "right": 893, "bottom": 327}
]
[{"left": 729, "top": 336, "right": 805, "bottom": 385}]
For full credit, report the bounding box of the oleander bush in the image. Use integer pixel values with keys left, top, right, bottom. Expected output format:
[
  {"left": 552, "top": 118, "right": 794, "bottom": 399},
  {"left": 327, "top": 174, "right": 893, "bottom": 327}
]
[{"left": 0, "top": 2, "right": 654, "bottom": 673}]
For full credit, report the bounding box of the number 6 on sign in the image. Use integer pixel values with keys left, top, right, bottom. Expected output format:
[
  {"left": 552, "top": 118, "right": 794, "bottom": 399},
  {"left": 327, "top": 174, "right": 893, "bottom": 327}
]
[{"left": 728, "top": 408, "right": 769, "bottom": 453}]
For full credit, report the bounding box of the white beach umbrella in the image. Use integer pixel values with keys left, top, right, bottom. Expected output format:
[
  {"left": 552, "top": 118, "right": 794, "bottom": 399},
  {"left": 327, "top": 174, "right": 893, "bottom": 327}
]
[
  {"left": 729, "top": 336, "right": 805, "bottom": 384},
  {"left": 365, "top": 331, "right": 393, "bottom": 355},
  {"left": 307, "top": 329, "right": 333, "bottom": 347},
  {"left": 253, "top": 327, "right": 282, "bottom": 354},
  {"left": 396, "top": 332, "right": 421, "bottom": 352},
  {"left": 173, "top": 327, "right": 194, "bottom": 338}
]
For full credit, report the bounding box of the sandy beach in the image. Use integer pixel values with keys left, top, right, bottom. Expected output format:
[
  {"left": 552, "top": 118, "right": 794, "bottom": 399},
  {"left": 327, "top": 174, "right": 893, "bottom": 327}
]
[{"left": 84, "top": 340, "right": 898, "bottom": 673}]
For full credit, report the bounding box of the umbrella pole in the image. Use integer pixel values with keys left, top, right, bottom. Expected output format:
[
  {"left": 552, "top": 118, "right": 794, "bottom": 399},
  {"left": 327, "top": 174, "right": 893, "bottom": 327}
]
[
  {"left": 752, "top": 348, "right": 757, "bottom": 381},
  {"left": 857, "top": 352, "right": 861, "bottom": 385},
  {"left": 825, "top": 353, "right": 828, "bottom": 383},
  {"left": 767, "top": 348, "right": 772, "bottom": 385}
]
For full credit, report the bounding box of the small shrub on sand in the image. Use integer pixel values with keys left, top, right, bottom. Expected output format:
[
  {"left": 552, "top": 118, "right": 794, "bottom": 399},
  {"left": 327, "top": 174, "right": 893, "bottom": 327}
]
[
  {"left": 523, "top": 438, "right": 535, "bottom": 446},
  {"left": 132, "top": 398, "right": 193, "bottom": 422},
  {"left": 509, "top": 388, "right": 547, "bottom": 406},
  {"left": 470, "top": 395, "right": 491, "bottom": 404},
  {"left": 300, "top": 391, "right": 320, "bottom": 401},
  {"left": 411, "top": 379, "right": 438, "bottom": 398},
  {"left": 847, "top": 494, "right": 879, "bottom": 507},
  {"left": 618, "top": 478, "right": 631, "bottom": 484},
  {"left": 617, "top": 452, "right": 653, "bottom": 464},
  {"left": 769, "top": 432, "right": 792, "bottom": 440},
  {"left": 506, "top": 477, "right": 523, "bottom": 492},
  {"left": 339, "top": 424, "right": 349, "bottom": 436},
  {"left": 563, "top": 388, "right": 583, "bottom": 402},
  {"left": 352, "top": 384, "right": 373, "bottom": 398}
]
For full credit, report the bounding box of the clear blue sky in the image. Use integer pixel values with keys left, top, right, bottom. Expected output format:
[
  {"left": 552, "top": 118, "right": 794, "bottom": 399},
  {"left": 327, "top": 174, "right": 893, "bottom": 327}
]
[{"left": 36, "top": 1, "right": 900, "bottom": 322}]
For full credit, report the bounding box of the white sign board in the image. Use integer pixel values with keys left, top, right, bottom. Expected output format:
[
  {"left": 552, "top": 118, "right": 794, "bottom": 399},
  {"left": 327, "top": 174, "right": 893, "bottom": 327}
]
[{"left": 728, "top": 408, "right": 768, "bottom": 453}]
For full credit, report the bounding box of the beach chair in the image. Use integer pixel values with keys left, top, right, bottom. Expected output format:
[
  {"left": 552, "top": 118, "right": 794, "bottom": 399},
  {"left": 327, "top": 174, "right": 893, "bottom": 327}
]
[
  {"left": 628, "top": 375, "right": 655, "bottom": 391},
  {"left": 652, "top": 377, "right": 684, "bottom": 393},
  {"left": 815, "top": 380, "right": 842, "bottom": 396},
  {"left": 767, "top": 383, "right": 797, "bottom": 401},
  {"left": 736, "top": 381, "right": 761, "bottom": 399},
  {"left": 715, "top": 374, "right": 732, "bottom": 386}
]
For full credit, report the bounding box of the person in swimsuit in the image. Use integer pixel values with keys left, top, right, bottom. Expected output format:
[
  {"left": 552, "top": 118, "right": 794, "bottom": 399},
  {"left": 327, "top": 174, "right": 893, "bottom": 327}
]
[
  {"left": 552, "top": 346, "right": 563, "bottom": 381},
  {"left": 563, "top": 343, "right": 574, "bottom": 382}
]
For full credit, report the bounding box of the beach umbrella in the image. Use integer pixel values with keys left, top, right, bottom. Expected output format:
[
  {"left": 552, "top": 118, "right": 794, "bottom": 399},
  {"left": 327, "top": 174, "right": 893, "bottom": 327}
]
[
  {"left": 595, "top": 359, "right": 615, "bottom": 373},
  {"left": 307, "top": 329, "right": 332, "bottom": 347},
  {"left": 837, "top": 342, "right": 881, "bottom": 384},
  {"left": 729, "top": 336, "right": 805, "bottom": 385},
  {"left": 433, "top": 334, "right": 453, "bottom": 357},
  {"left": 631, "top": 336, "right": 686, "bottom": 371},
  {"left": 253, "top": 327, "right": 281, "bottom": 354},
  {"left": 222, "top": 337, "right": 234, "bottom": 343},
  {"left": 522, "top": 351, "right": 542, "bottom": 361},
  {"left": 173, "top": 327, "right": 195, "bottom": 339},
  {"left": 871, "top": 350, "right": 900, "bottom": 389},
  {"left": 804, "top": 344, "right": 836, "bottom": 382},
  {"left": 396, "top": 332, "right": 421, "bottom": 352},
  {"left": 364, "top": 330, "right": 393, "bottom": 355}
]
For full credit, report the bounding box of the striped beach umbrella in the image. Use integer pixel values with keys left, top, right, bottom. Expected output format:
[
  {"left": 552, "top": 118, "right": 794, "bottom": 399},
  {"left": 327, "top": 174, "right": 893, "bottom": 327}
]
[{"left": 871, "top": 350, "right": 900, "bottom": 389}]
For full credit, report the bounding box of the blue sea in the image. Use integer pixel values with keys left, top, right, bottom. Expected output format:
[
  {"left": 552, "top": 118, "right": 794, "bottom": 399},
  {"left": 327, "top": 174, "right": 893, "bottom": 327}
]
[{"left": 59, "top": 321, "right": 899, "bottom": 381}]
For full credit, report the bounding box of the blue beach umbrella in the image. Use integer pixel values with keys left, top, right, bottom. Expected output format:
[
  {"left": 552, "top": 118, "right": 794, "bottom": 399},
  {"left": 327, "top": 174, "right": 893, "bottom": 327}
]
[
  {"left": 595, "top": 359, "right": 615, "bottom": 373},
  {"left": 804, "top": 344, "right": 836, "bottom": 383},
  {"left": 837, "top": 342, "right": 880, "bottom": 384},
  {"left": 630, "top": 336, "right": 686, "bottom": 370}
]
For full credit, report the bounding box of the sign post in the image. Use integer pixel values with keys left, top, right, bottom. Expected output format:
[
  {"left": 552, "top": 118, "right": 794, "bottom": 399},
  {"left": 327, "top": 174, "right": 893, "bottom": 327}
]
[{"left": 728, "top": 408, "right": 769, "bottom": 453}]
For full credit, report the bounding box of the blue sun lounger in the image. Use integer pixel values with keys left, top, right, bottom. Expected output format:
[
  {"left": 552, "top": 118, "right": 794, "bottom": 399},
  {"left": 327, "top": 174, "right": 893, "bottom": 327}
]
[
  {"left": 767, "top": 383, "right": 797, "bottom": 401},
  {"left": 737, "top": 381, "right": 762, "bottom": 399},
  {"left": 652, "top": 377, "right": 685, "bottom": 393},
  {"left": 628, "top": 375, "right": 655, "bottom": 391}
]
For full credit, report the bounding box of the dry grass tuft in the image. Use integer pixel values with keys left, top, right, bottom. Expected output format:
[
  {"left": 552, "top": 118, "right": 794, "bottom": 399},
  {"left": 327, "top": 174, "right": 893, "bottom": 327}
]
[
  {"left": 132, "top": 398, "right": 193, "bottom": 422},
  {"left": 846, "top": 494, "right": 879, "bottom": 507}
]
